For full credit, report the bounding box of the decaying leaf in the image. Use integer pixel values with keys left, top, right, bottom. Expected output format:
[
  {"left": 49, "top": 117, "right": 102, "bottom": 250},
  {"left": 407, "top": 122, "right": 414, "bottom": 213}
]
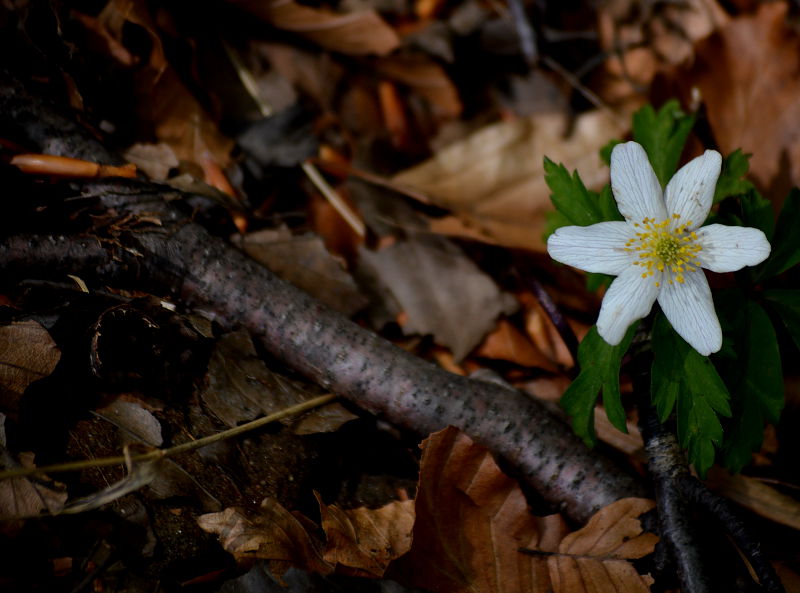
[
  {"left": 392, "top": 110, "right": 623, "bottom": 251},
  {"left": 94, "top": 399, "right": 163, "bottom": 447},
  {"left": 597, "top": 0, "right": 728, "bottom": 107},
  {"left": 198, "top": 498, "right": 334, "bottom": 577},
  {"left": 0, "top": 320, "right": 61, "bottom": 412},
  {"left": 375, "top": 55, "right": 462, "bottom": 120},
  {"left": 0, "top": 451, "right": 67, "bottom": 522},
  {"left": 201, "top": 330, "right": 355, "bottom": 433},
  {"left": 291, "top": 403, "right": 358, "bottom": 436},
  {"left": 316, "top": 493, "right": 414, "bottom": 577},
  {"left": 76, "top": 0, "right": 234, "bottom": 169},
  {"left": 474, "top": 318, "right": 558, "bottom": 371},
  {"left": 396, "top": 426, "right": 657, "bottom": 593},
  {"left": 684, "top": 2, "right": 800, "bottom": 200},
  {"left": 230, "top": 0, "right": 400, "bottom": 56},
  {"left": 234, "top": 227, "right": 368, "bottom": 317},
  {"left": 706, "top": 468, "right": 800, "bottom": 531},
  {"left": 359, "top": 236, "right": 512, "bottom": 361},
  {"left": 198, "top": 495, "right": 413, "bottom": 578}
]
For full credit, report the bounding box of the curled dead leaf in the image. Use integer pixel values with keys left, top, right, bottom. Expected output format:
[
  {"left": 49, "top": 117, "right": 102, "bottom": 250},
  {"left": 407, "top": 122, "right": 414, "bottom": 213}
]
[
  {"left": 317, "top": 493, "right": 415, "bottom": 577},
  {"left": 198, "top": 498, "right": 334, "bottom": 576},
  {"left": 199, "top": 495, "right": 413, "bottom": 578},
  {"left": 394, "top": 426, "right": 657, "bottom": 593},
  {"left": 230, "top": 0, "right": 400, "bottom": 56}
]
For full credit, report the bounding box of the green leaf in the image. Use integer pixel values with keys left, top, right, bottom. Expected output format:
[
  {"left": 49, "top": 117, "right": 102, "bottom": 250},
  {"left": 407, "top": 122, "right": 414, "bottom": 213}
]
[
  {"left": 758, "top": 189, "right": 800, "bottom": 279},
  {"left": 713, "top": 149, "right": 756, "bottom": 203},
  {"left": 543, "top": 157, "right": 601, "bottom": 227},
  {"left": 561, "top": 325, "right": 636, "bottom": 447},
  {"left": 763, "top": 289, "right": 800, "bottom": 351},
  {"left": 599, "top": 139, "right": 621, "bottom": 167},
  {"left": 651, "top": 314, "right": 731, "bottom": 477},
  {"left": 738, "top": 189, "right": 775, "bottom": 240},
  {"left": 632, "top": 100, "right": 696, "bottom": 188},
  {"left": 542, "top": 209, "right": 572, "bottom": 241},
  {"left": 596, "top": 184, "right": 622, "bottom": 222},
  {"left": 715, "top": 295, "right": 784, "bottom": 472}
]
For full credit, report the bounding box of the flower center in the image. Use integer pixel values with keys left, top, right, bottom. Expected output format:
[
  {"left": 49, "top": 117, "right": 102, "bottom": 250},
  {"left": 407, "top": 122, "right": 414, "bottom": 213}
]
[{"left": 624, "top": 214, "right": 702, "bottom": 288}]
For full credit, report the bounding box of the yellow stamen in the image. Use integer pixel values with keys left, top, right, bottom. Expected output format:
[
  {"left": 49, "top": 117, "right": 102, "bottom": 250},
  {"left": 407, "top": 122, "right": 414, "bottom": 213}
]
[{"left": 623, "top": 215, "right": 702, "bottom": 287}]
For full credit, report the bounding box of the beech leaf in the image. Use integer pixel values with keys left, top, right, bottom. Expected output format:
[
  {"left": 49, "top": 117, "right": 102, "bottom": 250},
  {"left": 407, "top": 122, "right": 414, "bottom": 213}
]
[
  {"left": 316, "top": 493, "right": 414, "bottom": 577},
  {"left": 396, "top": 426, "right": 657, "bottom": 593},
  {"left": 0, "top": 320, "right": 61, "bottom": 413},
  {"left": 392, "top": 110, "right": 624, "bottom": 251},
  {"left": 199, "top": 496, "right": 414, "bottom": 578},
  {"left": 359, "top": 236, "right": 510, "bottom": 361},
  {"left": 229, "top": 0, "right": 400, "bottom": 56},
  {"left": 234, "top": 227, "right": 368, "bottom": 317}
]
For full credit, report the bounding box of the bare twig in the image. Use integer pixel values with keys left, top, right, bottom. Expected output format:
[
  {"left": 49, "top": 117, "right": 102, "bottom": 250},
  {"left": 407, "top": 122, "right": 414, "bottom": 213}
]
[{"left": 0, "top": 394, "right": 337, "bottom": 481}]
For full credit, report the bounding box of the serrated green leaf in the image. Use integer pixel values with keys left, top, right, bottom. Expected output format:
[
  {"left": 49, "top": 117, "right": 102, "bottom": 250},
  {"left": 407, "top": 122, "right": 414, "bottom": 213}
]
[
  {"left": 560, "top": 325, "right": 636, "bottom": 447},
  {"left": 713, "top": 149, "right": 756, "bottom": 203},
  {"left": 758, "top": 189, "right": 800, "bottom": 279},
  {"left": 543, "top": 157, "right": 601, "bottom": 227},
  {"left": 599, "top": 139, "right": 621, "bottom": 166},
  {"left": 632, "top": 100, "right": 695, "bottom": 188},
  {"left": 763, "top": 289, "right": 800, "bottom": 351},
  {"left": 542, "top": 209, "right": 572, "bottom": 240},
  {"left": 597, "top": 183, "right": 623, "bottom": 222},
  {"left": 715, "top": 295, "right": 784, "bottom": 473},
  {"left": 651, "top": 314, "right": 731, "bottom": 477}
]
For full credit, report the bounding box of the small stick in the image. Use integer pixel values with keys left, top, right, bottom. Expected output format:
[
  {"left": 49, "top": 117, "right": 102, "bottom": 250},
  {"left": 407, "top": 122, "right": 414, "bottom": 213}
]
[{"left": 0, "top": 394, "right": 336, "bottom": 480}]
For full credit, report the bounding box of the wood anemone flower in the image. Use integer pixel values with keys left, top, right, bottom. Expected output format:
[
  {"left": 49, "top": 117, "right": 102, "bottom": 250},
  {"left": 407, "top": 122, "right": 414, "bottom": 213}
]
[{"left": 547, "top": 141, "right": 771, "bottom": 356}]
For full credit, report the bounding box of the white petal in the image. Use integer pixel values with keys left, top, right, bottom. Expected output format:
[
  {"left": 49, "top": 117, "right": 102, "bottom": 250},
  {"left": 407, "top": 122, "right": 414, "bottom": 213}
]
[
  {"left": 610, "top": 142, "right": 666, "bottom": 224},
  {"left": 657, "top": 269, "right": 721, "bottom": 356},
  {"left": 596, "top": 266, "right": 660, "bottom": 346},
  {"left": 547, "top": 222, "right": 637, "bottom": 275},
  {"left": 664, "top": 150, "right": 721, "bottom": 230},
  {"left": 695, "top": 224, "right": 771, "bottom": 272}
]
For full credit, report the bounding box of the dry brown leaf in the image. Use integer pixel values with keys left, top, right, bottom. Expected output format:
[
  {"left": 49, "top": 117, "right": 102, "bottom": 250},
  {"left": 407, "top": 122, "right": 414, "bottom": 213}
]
[
  {"left": 317, "top": 493, "right": 415, "bottom": 577},
  {"left": 197, "top": 498, "right": 334, "bottom": 577},
  {"left": 0, "top": 320, "right": 61, "bottom": 413},
  {"left": 396, "top": 426, "right": 657, "bottom": 593},
  {"left": 392, "top": 110, "right": 624, "bottom": 251},
  {"left": 474, "top": 319, "right": 558, "bottom": 372},
  {"left": 291, "top": 403, "right": 358, "bottom": 435},
  {"left": 375, "top": 54, "right": 462, "bottom": 120},
  {"left": 358, "top": 236, "right": 512, "bottom": 361},
  {"left": 94, "top": 400, "right": 163, "bottom": 447},
  {"left": 684, "top": 2, "right": 800, "bottom": 200},
  {"left": 597, "top": 0, "right": 728, "bottom": 107},
  {"left": 706, "top": 468, "right": 800, "bottom": 531},
  {"left": 78, "top": 0, "right": 233, "bottom": 169},
  {"left": 199, "top": 495, "right": 414, "bottom": 578},
  {"left": 234, "top": 227, "right": 368, "bottom": 317},
  {"left": 230, "top": 0, "right": 400, "bottom": 56},
  {"left": 0, "top": 452, "right": 67, "bottom": 522},
  {"left": 201, "top": 330, "right": 355, "bottom": 434}
]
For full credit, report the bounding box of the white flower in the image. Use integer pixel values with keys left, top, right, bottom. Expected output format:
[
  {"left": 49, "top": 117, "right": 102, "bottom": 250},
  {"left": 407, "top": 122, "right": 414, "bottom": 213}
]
[{"left": 547, "top": 141, "right": 771, "bottom": 355}]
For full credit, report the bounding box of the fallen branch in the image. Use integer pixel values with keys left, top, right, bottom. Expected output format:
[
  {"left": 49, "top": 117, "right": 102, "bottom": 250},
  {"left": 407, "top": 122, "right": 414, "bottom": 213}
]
[{"left": 0, "top": 75, "right": 646, "bottom": 523}]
